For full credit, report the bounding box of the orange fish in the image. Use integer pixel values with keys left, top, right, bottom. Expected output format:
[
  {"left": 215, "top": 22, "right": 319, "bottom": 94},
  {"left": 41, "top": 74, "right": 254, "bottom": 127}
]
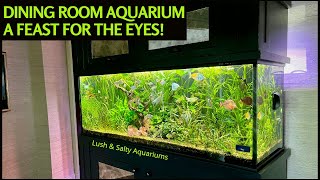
[
  {"left": 220, "top": 100, "right": 237, "bottom": 110},
  {"left": 241, "top": 96, "right": 253, "bottom": 106}
]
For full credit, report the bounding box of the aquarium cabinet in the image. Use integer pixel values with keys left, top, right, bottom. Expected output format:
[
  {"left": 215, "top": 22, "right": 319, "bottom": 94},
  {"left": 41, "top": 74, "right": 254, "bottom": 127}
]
[{"left": 72, "top": 1, "right": 291, "bottom": 179}]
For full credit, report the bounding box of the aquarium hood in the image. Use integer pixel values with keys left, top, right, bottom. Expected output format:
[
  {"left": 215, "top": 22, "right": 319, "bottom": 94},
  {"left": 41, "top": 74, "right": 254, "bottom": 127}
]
[
  {"left": 72, "top": 1, "right": 291, "bottom": 179},
  {"left": 72, "top": 1, "right": 291, "bottom": 77}
]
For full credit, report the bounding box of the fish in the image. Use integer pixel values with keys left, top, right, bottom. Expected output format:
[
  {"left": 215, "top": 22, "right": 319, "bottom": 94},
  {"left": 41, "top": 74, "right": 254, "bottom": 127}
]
[
  {"left": 186, "top": 97, "right": 198, "bottom": 103},
  {"left": 245, "top": 112, "right": 251, "bottom": 120},
  {"left": 241, "top": 96, "right": 253, "bottom": 106},
  {"left": 152, "top": 94, "right": 163, "bottom": 105},
  {"left": 171, "top": 83, "right": 180, "bottom": 91},
  {"left": 127, "top": 125, "right": 141, "bottom": 136},
  {"left": 220, "top": 100, "right": 237, "bottom": 110},
  {"left": 114, "top": 80, "right": 124, "bottom": 86},
  {"left": 190, "top": 73, "right": 205, "bottom": 81},
  {"left": 160, "top": 80, "right": 166, "bottom": 85},
  {"left": 257, "top": 112, "right": 262, "bottom": 120}
]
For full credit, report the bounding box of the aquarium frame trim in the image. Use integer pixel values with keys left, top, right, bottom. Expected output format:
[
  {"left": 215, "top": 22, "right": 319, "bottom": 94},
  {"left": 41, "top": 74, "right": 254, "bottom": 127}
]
[
  {"left": 256, "top": 59, "right": 286, "bottom": 67},
  {"left": 260, "top": 51, "right": 290, "bottom": 64},
  {"left": 74, "top": 76, "right": 83, "bottom": 136},
  {"left": 252, "top": 63, "right": 258, "bottom": 165},
  {"left": 255, "top": 142, "right": 284, "bottom": 169},
  {"left": 281, "top": 76, "right": 285, "bottom": 152},
  {"left": 277, "top": 63, "right": 286, "bottom": 157},
  {"left": 72, "top": 48, "right": 262, "bottom": 76},
  {"left": 279, "top": 1, "right": 292, "bottom": 9}
]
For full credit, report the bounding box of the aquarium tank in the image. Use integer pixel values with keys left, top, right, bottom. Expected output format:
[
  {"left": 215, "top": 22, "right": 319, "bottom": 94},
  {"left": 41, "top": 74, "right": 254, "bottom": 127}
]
[{"left": 79, "top": 63, "right": 284, "bottom": 165}]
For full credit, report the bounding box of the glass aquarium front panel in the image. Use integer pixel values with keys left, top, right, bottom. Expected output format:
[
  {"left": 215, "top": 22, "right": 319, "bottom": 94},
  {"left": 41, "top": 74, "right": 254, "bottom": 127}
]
[
  {"left": 80, "top": 65, "right": 256, "bottom": 162},
  {"left": 148, "top": 7, "right": 209, "bottom": 50},
  {"left": 256, "top": 64, "right": 284, "bottom": 163}
]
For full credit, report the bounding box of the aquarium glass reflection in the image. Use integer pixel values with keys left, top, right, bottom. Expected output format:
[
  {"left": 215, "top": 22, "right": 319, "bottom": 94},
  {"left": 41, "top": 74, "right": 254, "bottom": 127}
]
[
  {"left": 148, "top": 7, "right": 209, "bottom": 50},
  {"left": 256, "top": 64, "right": 284, "bottom": 163}
]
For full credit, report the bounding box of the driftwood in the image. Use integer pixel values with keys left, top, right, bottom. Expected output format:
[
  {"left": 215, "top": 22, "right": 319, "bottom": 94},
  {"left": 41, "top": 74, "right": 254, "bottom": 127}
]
[{"left": 114, "top": 81, "right": 151, "bottom": 136}]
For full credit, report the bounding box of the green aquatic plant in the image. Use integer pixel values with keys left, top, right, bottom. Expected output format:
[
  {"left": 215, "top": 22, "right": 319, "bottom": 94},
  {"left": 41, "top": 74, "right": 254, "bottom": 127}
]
[{"left": 80, "top": 64, "right": 283, "bottom": 162}]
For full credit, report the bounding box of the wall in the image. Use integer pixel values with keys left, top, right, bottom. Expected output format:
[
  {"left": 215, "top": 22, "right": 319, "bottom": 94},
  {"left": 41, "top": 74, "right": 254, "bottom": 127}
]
[
  {"left": 284, "top": 1, "right": 318, "bottom": 179},
  {"left": 2, "top": 41, "right": 52, "bottom": 178},
  {"left": 2, "top": 41, "right": 75, "bottom": 179},
  {"left": 41, "top": 41, "right": 75, "bottom": 179}
]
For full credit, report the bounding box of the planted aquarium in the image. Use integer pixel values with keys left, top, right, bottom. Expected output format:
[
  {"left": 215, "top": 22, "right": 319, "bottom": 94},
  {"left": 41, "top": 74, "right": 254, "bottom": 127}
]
[{"left": 79, "top": 63, "right": 284, "bottom": 165}]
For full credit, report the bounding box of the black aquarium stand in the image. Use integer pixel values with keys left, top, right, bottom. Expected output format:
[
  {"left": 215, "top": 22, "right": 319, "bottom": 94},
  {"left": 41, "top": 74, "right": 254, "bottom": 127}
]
[{"left": 79, "top": 135, "right": 291, "bottom": 179}]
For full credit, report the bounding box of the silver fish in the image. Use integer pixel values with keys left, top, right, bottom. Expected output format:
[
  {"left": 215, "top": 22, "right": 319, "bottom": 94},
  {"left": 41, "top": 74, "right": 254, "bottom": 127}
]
[{"left": 171, "top": 83, "right": 180, "bottom": 91}]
